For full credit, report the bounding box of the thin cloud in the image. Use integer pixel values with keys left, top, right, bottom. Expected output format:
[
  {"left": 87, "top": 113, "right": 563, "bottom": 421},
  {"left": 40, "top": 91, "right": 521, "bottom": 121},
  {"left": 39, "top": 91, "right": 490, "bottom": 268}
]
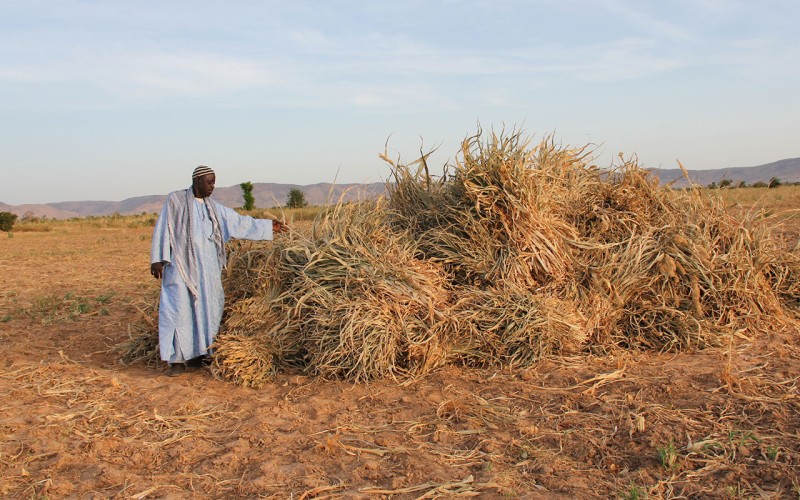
[
  {"left": 123, "top": 51, "right": 277, "bottom": 97},
  {"left": 286, "top": 28, "right": 343, "bottom": 53},
  {"left": 598, "top": 0, "right": 696, "bottom": 42}
]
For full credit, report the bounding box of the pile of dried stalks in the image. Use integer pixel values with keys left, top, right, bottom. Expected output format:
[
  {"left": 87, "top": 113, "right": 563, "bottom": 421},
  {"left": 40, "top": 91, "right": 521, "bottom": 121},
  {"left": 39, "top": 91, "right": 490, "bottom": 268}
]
[
  {"left": 385, "top": 131, "right": 800, "bottom": 352},
  {"left": 214, "top": 201, "right": 452, "bottom": 384},
  {"left": 121, "top": 128, "right": 800, "bottom": 385}
]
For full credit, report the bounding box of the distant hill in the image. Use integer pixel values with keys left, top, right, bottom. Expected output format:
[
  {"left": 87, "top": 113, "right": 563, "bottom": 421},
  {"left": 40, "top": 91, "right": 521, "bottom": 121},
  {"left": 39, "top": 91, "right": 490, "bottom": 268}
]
[
  {"left": 649, "top": 157, "right": 800, "bottom": 187},
  {"left": 0, "top": 182, "right": 387, "bottom": 219},
  {"left": 3, "top": 157, "right": 800, "bottom": 219},
  {"left": 0, "top": 201, "right": 82, "bottom": 219}
]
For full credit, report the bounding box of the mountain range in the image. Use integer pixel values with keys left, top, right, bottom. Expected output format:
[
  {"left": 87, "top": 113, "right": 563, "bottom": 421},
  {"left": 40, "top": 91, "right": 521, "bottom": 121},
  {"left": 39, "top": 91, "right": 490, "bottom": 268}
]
[
  {"left": 0, "top": 182, "right": 386, "bottom": 220},
  {"left": 2, "top": 157, "right": 799, "bottom": 219},
  {"left": 648, "top": 157, "right": 800, "bottom": 188}
]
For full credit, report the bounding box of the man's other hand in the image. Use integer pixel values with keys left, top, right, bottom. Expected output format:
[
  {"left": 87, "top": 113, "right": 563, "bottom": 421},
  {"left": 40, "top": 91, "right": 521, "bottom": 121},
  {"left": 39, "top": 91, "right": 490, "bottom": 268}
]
[
  {"left": 273, "top": 220, "right": 289, "bottom": 233},
  {"left": 151, "top": 262, "right": 165, "bottom": 279}
]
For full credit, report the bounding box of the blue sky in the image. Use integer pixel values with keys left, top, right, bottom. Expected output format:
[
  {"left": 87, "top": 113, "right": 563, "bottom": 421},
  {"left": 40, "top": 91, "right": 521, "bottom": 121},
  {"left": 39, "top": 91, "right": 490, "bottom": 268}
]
[{"left": 1, "top": 0, "right": 798, "bottom": 204}]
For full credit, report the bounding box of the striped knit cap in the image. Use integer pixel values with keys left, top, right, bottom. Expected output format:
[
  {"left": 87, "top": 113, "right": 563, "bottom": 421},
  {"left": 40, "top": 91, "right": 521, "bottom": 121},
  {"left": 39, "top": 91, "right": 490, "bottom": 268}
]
[{"left": 192, "top": 165, "right": 215, "bottom": 179}]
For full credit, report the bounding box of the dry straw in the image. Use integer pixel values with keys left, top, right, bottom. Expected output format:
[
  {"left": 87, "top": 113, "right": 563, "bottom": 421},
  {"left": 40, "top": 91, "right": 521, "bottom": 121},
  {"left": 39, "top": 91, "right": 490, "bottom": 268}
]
[
  {"left": 446, "top": 285, "right": 587, "bottom": 368},
  {"left": 211, "top": 200, "right": 452, "bottom": 385},
  {"left": 116, "top": 296, "right": 160, "bottom": 366},
  {"left": 120, "top": 127, "right": 800, "bottom": 385}
]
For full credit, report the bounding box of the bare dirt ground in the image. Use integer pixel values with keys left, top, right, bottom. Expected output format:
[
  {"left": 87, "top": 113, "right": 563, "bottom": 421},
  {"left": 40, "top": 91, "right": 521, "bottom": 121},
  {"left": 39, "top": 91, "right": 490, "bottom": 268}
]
[{"left": 1, "top": 213, "right": 799, "bottom": 499}]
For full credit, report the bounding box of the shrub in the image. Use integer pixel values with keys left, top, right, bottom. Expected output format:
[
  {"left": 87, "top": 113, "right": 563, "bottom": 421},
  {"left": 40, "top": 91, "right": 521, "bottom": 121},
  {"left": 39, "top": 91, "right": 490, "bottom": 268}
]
[
  {"left": 240, "top": 181, "right": 255, "bottom": 210},
  {"left": 286, "top": 188, "right": 308, "bottom": 209},
  {"left": 0, "top": 212, "right": 17, "bottom": 232}
]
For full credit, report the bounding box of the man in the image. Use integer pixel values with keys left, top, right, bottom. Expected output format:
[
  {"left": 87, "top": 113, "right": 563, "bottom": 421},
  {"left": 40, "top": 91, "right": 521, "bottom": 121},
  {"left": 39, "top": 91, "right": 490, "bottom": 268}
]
[{"left": 150, "top": 165, "right": 286, "bottom": 376}]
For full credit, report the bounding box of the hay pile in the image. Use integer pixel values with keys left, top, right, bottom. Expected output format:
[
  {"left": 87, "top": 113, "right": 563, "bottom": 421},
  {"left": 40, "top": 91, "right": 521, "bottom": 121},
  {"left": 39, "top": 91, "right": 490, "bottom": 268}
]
[
  {"left": 214, "top": 201, "right": 452, "bottom": 385},
  {"left": 123, "top": 128, "right": 800, "bottom": 385},
  {"left": 384, "top": 132, "right": 800, "bottom": 352}
]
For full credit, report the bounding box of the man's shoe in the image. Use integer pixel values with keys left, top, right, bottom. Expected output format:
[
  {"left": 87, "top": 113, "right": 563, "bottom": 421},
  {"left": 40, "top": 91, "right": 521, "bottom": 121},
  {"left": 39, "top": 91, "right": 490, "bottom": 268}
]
[
  {"left": 186, "top": 355, "right": 206, "bottom": 368},
  {"left": 168, "top": 363, "right": 186, "bottom": 377}
]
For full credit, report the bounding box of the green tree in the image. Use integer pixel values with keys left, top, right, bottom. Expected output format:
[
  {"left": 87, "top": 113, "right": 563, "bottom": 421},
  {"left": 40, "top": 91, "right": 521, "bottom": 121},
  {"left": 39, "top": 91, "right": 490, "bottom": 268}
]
[
  {"left": 286, "top": 188, "right": 308, "bottom": 209},
  {"left": 768, "top": 177, "right": 782, "bottom": 189},
  {"left": 719, "top": 179, "right": 732, "bottom": 188},
  {"left": 240, "top": 181, "right": 255, "bottom": 210},
  {"left": 0, "top": 212, "right": 18, "bottom": 232}
]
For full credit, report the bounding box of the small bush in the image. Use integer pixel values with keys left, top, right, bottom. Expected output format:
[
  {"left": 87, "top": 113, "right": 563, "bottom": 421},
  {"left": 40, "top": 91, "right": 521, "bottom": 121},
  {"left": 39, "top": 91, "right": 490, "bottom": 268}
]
[
  {"left": 0, "top": 211, "right": 17, "bottom": 232},
  {"left": 286, "top": 188, "right": 308, "bottom": 209},
  {"left": 241, "top": 181, "right": 255, "bottom": 210}
]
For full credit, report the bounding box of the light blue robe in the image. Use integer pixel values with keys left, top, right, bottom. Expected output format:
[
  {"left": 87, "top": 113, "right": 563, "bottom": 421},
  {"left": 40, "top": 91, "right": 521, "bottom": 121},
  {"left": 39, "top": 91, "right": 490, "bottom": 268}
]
[{"left": 151, "top": 191, "right": 273, "bottom": 363}]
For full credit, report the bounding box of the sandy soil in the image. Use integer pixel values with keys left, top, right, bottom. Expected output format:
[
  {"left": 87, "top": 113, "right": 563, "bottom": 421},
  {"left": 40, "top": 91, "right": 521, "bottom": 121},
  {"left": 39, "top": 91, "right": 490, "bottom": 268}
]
[{"left": 1, "top": 222, "right": 798, "bottom": 499}]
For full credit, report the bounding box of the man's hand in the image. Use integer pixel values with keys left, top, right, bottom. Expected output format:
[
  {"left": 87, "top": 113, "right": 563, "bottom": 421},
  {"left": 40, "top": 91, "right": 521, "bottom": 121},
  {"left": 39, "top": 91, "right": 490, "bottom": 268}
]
[
  {"left": 151, "top": 262, "right": 165, "bottom": 280},
  {"left": 272, "top": 219, "right": 289, "bottom": 233}
]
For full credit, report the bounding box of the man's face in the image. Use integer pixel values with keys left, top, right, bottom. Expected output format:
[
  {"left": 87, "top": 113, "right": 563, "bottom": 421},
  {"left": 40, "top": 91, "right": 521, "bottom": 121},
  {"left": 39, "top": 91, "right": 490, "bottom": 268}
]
[{"left": 194, "top": 173, "right": 216, "bottom": 198}]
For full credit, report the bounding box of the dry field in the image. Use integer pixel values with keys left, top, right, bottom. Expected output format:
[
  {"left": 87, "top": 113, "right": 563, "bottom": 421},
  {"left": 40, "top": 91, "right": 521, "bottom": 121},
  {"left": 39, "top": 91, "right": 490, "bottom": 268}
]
[{"left": 1, "top": 188, "right": 799, "bottom": 499}]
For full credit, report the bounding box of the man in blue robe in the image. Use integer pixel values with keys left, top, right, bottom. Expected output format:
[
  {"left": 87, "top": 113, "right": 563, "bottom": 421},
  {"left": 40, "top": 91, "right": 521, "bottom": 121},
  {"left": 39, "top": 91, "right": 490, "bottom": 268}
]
[{"left": 150, "top": 165, "right": 286, "bottom": 376}]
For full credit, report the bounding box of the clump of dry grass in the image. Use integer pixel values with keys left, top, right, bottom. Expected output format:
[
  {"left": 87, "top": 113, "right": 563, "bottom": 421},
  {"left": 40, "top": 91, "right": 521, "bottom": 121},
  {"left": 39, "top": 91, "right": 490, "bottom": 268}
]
[
  {"left": 446, "top": 284, "right": 587, "bottom": 368},
  {"left": 209, "top": 330, "right": 279, "bottom": 388},
  {"left": 566, "top": 162, "right": 793, "bottom": 349},
  {"left": 766, "top": 253, "right": 800, "bottom": 311},
  {"left": 385, "top": 132, "right": 587, "bottom": 289},
  {"left": 116, "top": 296, "right": 160, "bottom": 366},
  {"left": 295, "top": 201, "right": 450, "bottom": 381},
  {"left": 212, "top": 200, "right": 451, "bottom": 385},
  {"left": 222, "top": 239, "right": 285, "bottom": 304}
]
